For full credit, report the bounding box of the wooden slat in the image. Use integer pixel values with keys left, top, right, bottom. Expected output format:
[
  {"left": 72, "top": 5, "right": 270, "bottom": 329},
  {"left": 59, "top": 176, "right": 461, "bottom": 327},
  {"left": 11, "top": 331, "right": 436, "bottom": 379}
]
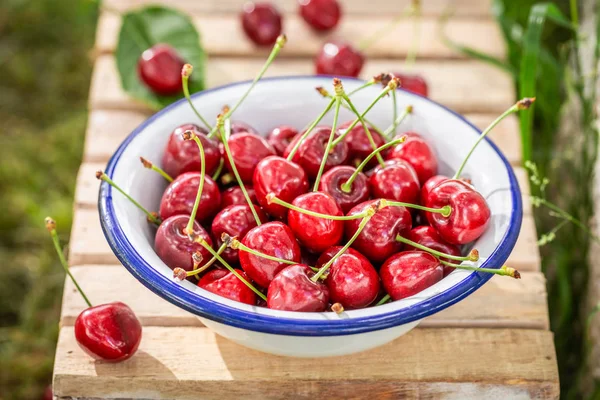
[
  {"left": 53, "top": 327, "right": 559, "bottom": 399},
  {"left": 96, "top": 13, "right": 504, "bottom": 59},
  {"left": 89, "top": 55, "right": 514, "bottom": 114}
]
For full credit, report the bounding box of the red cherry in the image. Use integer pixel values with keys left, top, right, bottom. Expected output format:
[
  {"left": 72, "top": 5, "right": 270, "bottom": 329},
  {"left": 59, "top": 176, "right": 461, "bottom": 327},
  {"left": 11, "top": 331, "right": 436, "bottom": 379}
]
[
  {"left": 315, "top": 41, "right": 364, "bottom": 77},
  {"left": 161, "top": 124, "right": 221, "bottom": 178},
  {"left": 159, "top": 172, "right": 221, "bottom": 223},
  {"left": 198, "top": 269, "right": 257, "bottom": 305},
  {"left": 407, "top": 226, "right": 461, "bottom": 276},
  {"left": 224, "top": 132, "right": 276, "bottom": 184},
  {"left": 317, "top": 247, "right": 380, "bottom": 309},
  {"left": 221, "top": 186, "right": 258, "bottom": 207},
  {"left": 339, "top": 120, "right": 385, "bottom": 166},
  {"left": 345, "top": 200, "right": 412, "bottom": 263},
  {"left": 284, "top": 126, "right": 349, "bottom": 179},
  {"left": 318, "top": 165, "right": 370, "bottom": 213},
  {"left": 287, "top": 192, "right": 344, "bottom": 253},
  {"left": 426, "top": 179, "right": 491, "bottom": 245},
  {"left": 298, "top": 0, "right": 341, "bottom": 31},
  {"left": 368, "top": 159, "right": 420, "bottom": 204},
  {"left": 154, "top": 215, "right": 213, "bottom": 271},
  {"left": 230, "top": 121, "right": 259, "bottom": 135},
  {"left": 267, "top": 125, "right": 298, "bottom": 156},
  {"left": 74, "top": 302, "right": 142, "bottom": 362},
  {"left": 239, "top": 221, "right": 302, "bottom": 288},
  {"left": 386, "top": 133, "right": 438, "bottom": 184},
  {"left": 267, "top": 264, "right": 329, "bottom": 311},
  {"left": 253, "top": 155, "right": 309, "bottom": 219},
  {"left": 211, "top": 204, "right": 267, "bottom": 263},
  {"left": 421, "top": 175, "right": 449, "bottom": 205},
  {"left": 241, "top": 2, "right": 283, "bottom": 46},
  {"left": 137, "top": 44, "right": 185, "bottom": 96},
  {"left": 393, "top": 73, "right": 428, "bottom": 97},
  {"left": 380, "top": 251, "right": 444, "bottom": 300},
  {"left": 43, "top": 386, "right": 53, "bottom": 400}
]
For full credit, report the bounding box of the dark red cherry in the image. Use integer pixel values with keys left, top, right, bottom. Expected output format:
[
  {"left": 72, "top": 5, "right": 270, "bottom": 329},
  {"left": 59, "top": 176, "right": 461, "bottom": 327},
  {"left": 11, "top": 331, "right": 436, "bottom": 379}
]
[
  {"left": 223, "top": 132, "right": 276, "bottom": 184},
  {"left": 211, "top": 204, "right": 268, "bottom": 263},
  {"left": 380, "top": 251, "right": 444, "bottom": 300},
  {"left": 74, "top": 302, "right": 142, "bottom": 362},
  {"left": 137, "top": 44, "right": 185, "bottom": 96},
  {"left": 368, "top": 159, "right": 420, "bottom": 204},
  {"left": 284, "top": 126, "right": 349, "bottom": 179},
  {"left": 253, "top": 156, "right": 309, "bottom": 219},
  {"left": 317, "top": 247, "right": 380, "bottom": 309},
  {"left": 230, "top": 121, "right": 259, "bottom": 135},
  {"left": 315, "top": 41, "right": 364, "bottom": 77},
  {"left": 425, "top": 179, "right": 491, "bottom": 245},
  {"left": 393, "top": 73, "right": 428, "bottom": 97},
  {"left": 318, "top": 166, "right": 369, "bottom": 213},
  {"left": 198, "top": 269, "right": 256, "bottom": 305},
  {"left": 221, "top": 186, "right": 258, "bottom": 207},
  {"left": 267, "top": 125, "right": 298, "bottom": 156},
  {"left": 339, "top": 120, "right": 385, "bottom": 166},
  {"left": 298, "top": 0, "right": 341, "bottom": 31},
  {"left": 407, "top": 226, "right": 461, "bottom": 276},
  {"left": 386, "top": 133, "right": 438, "bottom": 184},
  {"left": 287, "top": 192, "right": 343, "bottom": 253},
  {"left": 267, "top": 264, "right": 329, "bottom": 311},
  {"left": 159, "top": 172, "right": 221, "bottom": 223},
  {"left": 241, "top": 2, "right": 283, "bottom": 46},
  {"left": 154, "top": 215, "right": 213, "bottom": 271},
  {"left": 239, "top": 221, "right": 302, "bottom": 288},
  {"left": 345, "top": 200, "right": 412, "bottom": 263},
  {"left": 162, "top": 124, "right": 221, "bottom": 178}
]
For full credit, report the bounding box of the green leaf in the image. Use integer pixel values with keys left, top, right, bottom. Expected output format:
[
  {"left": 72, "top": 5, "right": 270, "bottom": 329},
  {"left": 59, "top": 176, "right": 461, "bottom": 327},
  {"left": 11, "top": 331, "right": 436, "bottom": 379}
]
[{"left": 116, "top": 6, "right": 206, "bottom": 110}]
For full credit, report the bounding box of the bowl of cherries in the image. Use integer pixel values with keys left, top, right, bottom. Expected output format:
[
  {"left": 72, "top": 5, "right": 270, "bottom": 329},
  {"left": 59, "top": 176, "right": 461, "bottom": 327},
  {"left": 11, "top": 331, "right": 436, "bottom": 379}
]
[{"left": 99, "top": 41, "right": 529, "bottom": 357}]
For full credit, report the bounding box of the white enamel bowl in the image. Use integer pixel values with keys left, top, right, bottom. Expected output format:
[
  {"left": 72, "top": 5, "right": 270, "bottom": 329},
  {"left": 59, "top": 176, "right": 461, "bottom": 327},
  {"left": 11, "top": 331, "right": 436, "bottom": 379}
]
[{"left": 99, "top": 76, "right": 522, "bottom": 358}]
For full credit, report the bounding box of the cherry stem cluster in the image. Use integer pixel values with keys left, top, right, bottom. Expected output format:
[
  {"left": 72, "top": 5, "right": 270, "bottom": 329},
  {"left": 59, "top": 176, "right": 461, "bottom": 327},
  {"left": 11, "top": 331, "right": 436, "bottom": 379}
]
[
  {"left": 174, "top": 243, "right": 227, "bottom": 279},
  {"left": 182, "top": 64, "right": 212, "bottom": 131},
  {"left": 266, "top": 194, "right": 370, "bottom": 221},
  {"left": 140, "top": 157, "right": 173, "bottom": 182},
  {"left": 286, "top": 98, "right": 336, "bottom": 161}
]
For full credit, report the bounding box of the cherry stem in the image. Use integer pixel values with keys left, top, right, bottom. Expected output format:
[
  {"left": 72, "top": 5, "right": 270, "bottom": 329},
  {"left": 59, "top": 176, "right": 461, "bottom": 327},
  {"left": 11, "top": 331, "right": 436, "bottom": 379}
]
[
  {"left": 181, "top": 132, "right": 207, "bottom": 234},
  {"left": 383, "top": 105, "right": 413, "bottom": 137},
  {"left": 266, "top": 194, "right": 370, "bottom": 221},
  {"left": 357, "top": 6, "right": 414, "bottom": 51},
  {"left": 391, "top": 90, "right": 398, "bottom": 136},
  {"left": 182, "top": 64, "right": 212, "bottom": 131},
  {"left": 385, "top": 199, "right": 452, "bottom": 217},
  {"left": 439, "top": 260, "right": 521, "bottom": 279},
  {"left": 185, "top": 243, "right": 227, "bottom": 278},
  {"left": 45, "top": 217, "right": 92, "bottom": 308},
  {"left": 453, "top": 97, "right": 535, "bottom": 179},
  {"left": 140, "top": 157, "right": 173, "bottom": 182},
  {"left": 395, "top": 234, "right": 479, "bottom": 262},
  {"left": 96, "top": 171, "right": 161, "bottom": 225},
  {"left": 286, "top": 98, "right": 336, "bottom": 161},
  {"left": 226, "top": 235, "right": 297, "bottom": 266},
  {"left": 376, "top": 294, "right": 391, "bottom": 306},
  {"left": 347, "top": 81, "right": 376, "bottom": 96},
  {"left": 211, "top": 158, "right": 225, "bottom": 181},
  {"left": 341, "top": 137, "right": 406, "bottom": 193}
]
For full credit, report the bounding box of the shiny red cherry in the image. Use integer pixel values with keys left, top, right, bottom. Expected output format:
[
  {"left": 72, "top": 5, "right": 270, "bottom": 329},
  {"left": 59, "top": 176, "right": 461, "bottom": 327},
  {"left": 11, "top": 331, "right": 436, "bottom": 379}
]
[
  {"left": 267, "top": 125, "right": 298, "bottom": 156},
  {"left": 198, "top": 269, "right": 256, "bottom": 305},
  {"left": 287, "top": 192, "right": 344, "bottom": 253},
  {"left": 137, "top": 44, "right": 185, "bottom": 96},
  {"left": 421, "top": 175, "right": 449, "bottom": 205},
  {"left": 161, "top": 124, "right": 221, "bottom": 178},
  {"left": 317, "top": 247, "right": 380, "bottom": 309},
  {"left": 159, "top": 172, "right": 221, "bottom": 223},
  {"left": 253, "top": 155, "right": 309, "bottom": 219},
  {"left": 224, "top": 132, "right": 276, "bottom": 184},
  {"left": 407, "top": 225, "right": 461, "bottom": 276},
  {"left": 339, "top": 120, "right": 385, "bottom": 166},
  {"left": 284, "top": 126, "right": 349, "bottom": 179},
  {"left": 345, "top": 200, "right": 412, "bottom": 263},
  {"left": 393, "top": 73, "right": 428, "bottom": 97},
  {"left": 154, "top": 215, "right": 213, "bottom": 271},
  {"left": 318, "top": 165, "right": 369, "bottom": 213},
  {"left": 74, "top": 302, "right": 142, "bottom": 362},
  {"left": 230, "top": 121, "right": 259, "bottom": 135},
  {"left": 298, "top": 0, "right": 341, "bottom": 31},
  {"left": 211, "top": 204, "right": 267, "bottom": 263},
  {"left": 267, "top": 264, "right": 329, "bottom": 311},
  {"left": 380, "top": 251, "right": 444, "bottom": 300},
  {"left": 241, "top": 2, "right": 283, "bottom": 46},
  {"left": 386, "top": 133, "right": 438, "bottom": 184},
  {"left": 239, "top": 221, "right": 302, "bottom": 288},
  {"left": 221, "top": 186, "right": 258, "bottom": 207},
  {"left": 315, "top": 41, "right": 364, "bottom": 77},
  {"left": 368, "top": 159, "right": 420, "bottom": 204}
]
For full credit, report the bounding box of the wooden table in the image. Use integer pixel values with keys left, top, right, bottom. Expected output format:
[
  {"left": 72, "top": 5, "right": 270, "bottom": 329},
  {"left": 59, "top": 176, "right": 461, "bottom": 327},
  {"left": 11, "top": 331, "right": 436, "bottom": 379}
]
[{"left": 53, "top": 1, "right": 559, "bottom": 398}]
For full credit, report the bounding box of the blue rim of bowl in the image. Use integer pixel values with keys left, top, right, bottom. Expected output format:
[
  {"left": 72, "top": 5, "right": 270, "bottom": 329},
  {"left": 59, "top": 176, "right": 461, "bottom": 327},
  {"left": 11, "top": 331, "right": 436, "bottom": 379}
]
[{"left": 99, "top": 75, "right": 523, "bottom": 337}]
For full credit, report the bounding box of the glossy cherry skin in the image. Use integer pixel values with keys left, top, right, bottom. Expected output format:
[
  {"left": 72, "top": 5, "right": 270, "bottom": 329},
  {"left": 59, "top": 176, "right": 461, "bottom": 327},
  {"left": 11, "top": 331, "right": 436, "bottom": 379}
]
[
  {"left": 241, "top": 2, "right": 282, "bottom": 46},
  {"left": 345, "top": 200, "right": 412, "bottom": 263},
  {"left": 267, "top": 125, "right": 298, "bottom": 156},
  {"left": 221, "top": 186, "right": 258, "bottom": 207},
  {"left": 239, "top": 221, "right": 302, "bottom": 288},
  {"left": 224, "top": 132, "right": 276, "bottom": 184},
  {"left": 339, "top": 120, "right": 385, "bottom": 167},
  {"left": 211, "top": 204, "right": 267, "bottom": 263},
  {"left": 299, "top": 0, "right": 341, "bottom": 31},
  {"left": 386, "top": 133, "right": 438, "bottom": 184},
  {"left": 253, "top": 156, "right": 309, "bottom": 219},
  {"left": 368, "top": 159, "right": 420, "bottom": 204},
  {"left": 267, "top": 264, "right": 329, "bottom": 311},
  {"left": 159, "top": 172, "right": 221, "bottom": 224},
  {"left": 137, "top": 44, "right": 185, "bottom": 96},
  {"left": 315, "top": 41, "right": 364, "bottom": 77},
  {"left": 393, "top": 72, "right": 428, "bottom": 97},
  {"left": 318, "top": 166, "right": 370, "bottom": 213},
  {"left": 284, "top": 126, "right": 349, "bottom": 179},
  {"left": 198, "top": 269, "right": 256, "bottom": 305},
  {"left": 162, "top": 124, "right": 221, "bottom": 178},
  {"left": 380, "top": 251, "right": 444, "bottom": 301},
  {"left": 154, "top": 215, "right": 213, "bottom": 271},
  {"left": 287, "top": 192, "right": 344, "bottom": 253},
  {"left": 425, "top": 179, "right": 491, "bottom": 245},
  {"left": 74, "top": 302, "right": 142, "bottom": 362},
  {"left": 317, "top": 247, "right": 380, "bottom": 309},
  {"left": 230, "top": 121, "right": 259, "bottom": 135},
  {"left": 407, "top": 226, "right": 461, "bottom": 276},
  {"left": 421, "top": 175, "right": 449, "bottom": 205}
]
